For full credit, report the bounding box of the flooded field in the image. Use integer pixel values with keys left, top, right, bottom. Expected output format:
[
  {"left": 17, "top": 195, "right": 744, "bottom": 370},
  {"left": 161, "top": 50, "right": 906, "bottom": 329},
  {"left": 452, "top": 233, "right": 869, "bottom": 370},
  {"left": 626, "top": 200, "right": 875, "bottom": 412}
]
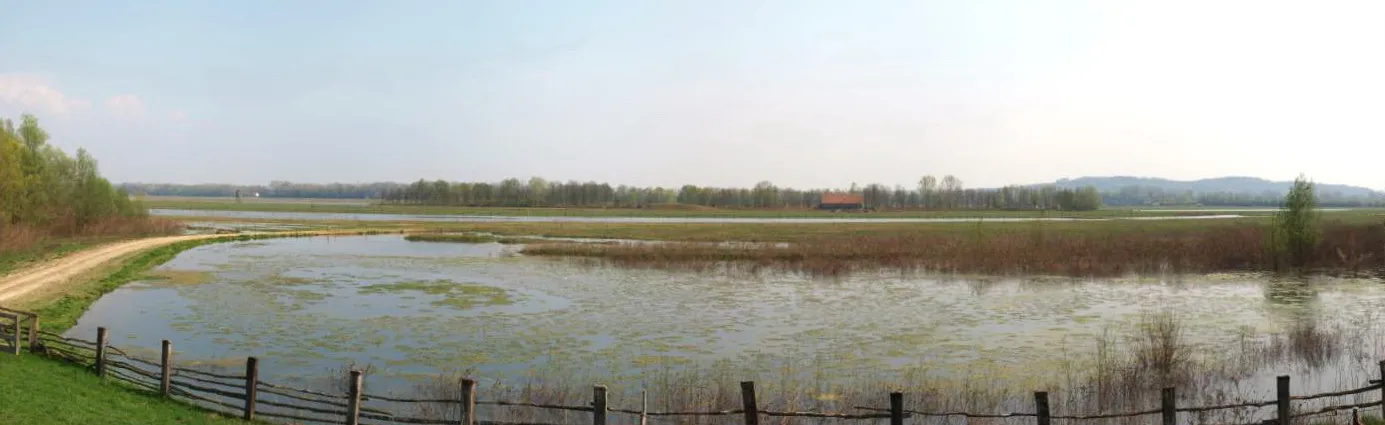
[
  {"left": 150, "top": 208, "right": 1244, "bottom": 223},
  {"left": 65, "top": 235, "right": 1385, "bottom": 410}
]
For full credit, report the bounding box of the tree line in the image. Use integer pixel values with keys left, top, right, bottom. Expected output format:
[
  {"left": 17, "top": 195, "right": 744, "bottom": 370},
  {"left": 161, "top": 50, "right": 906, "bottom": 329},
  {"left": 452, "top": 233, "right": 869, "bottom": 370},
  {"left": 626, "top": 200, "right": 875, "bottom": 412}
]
[
  {"left": 126, "top": 176, "right": 1112, "bottom": 211},
  {"left": 128, "top": 174, "right": 1385, "bottom": 210},
  {"left": 123, "top": 171, "right": 1382, "bottom": 211},
  {"left": 119, "top": 181, "right": 401, "bottom": 199},
  {"left": 131, "top": 178, "right": 1384, "bottom": 209},
  {"left": 374, "top": 176, "right": 1106, "bottom": 211},
  {"left": 1, "top": 114, "right": 146, "bottom": 234},
  {"left": 1101, "top": 184, "right": 1383, "bottom": 207}
]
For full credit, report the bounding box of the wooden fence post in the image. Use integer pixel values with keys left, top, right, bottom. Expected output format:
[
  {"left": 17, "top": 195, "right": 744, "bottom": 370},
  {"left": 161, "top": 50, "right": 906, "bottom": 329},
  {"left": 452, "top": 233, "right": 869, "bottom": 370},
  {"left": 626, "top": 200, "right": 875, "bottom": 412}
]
[
  {"left": 346, "top": 370, "right": 363, "bottom": 425},
  {"left": 741, "top": 381, "right": 759, "bottom": 425},
  {"left": 1034, "top": 391, "right": 1050, "bottom": 425},
  {"left": 243, "top": 357, "right": 258, "bottom": 421},
  {"left": 27, "top": 316, "right": 40, "bottom": 354},
  {"left": 1161, "top": 387, "right": 1176, "bottom": 425},
  {"left": 890, "top": 391, "right": 904, "bottom": 425},
  {"left": 8, "top": 314, "right": 18, "bottom": 355},
  {"left": 95, "top": 327, "right": 108, "bottom": 378},
  {"left": 160, "top": 340, "right": 172, "bottom": 397},
  {"left": 593, "top": 385, "right": 608, "bottom": 425},
  {"left": 460, "top": 378, "right": 476, "bottom": 425},
  {"left": 1378, "top": 360, "right": 1385, "bottom": 417},
  {"left": 1276, "top": 375, "right": 1290, "bottom": 425}
]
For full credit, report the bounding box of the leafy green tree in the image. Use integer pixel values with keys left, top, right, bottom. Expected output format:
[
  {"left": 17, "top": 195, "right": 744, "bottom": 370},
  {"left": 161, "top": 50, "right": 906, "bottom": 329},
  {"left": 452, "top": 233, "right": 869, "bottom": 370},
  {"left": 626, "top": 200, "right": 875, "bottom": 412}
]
[
  {"left": 0, "top": 114, "right": 148, "bottom": 235},
  {"left": 0, "top": 119, "right": 25, "bottom": 225},
  {"left": 1271, "top": 175, "right": 1321, "bottom": 268}
]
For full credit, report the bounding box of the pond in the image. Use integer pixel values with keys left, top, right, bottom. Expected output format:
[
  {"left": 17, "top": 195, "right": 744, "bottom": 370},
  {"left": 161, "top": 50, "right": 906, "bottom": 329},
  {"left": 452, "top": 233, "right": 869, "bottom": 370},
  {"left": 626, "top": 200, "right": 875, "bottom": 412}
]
[{"left": 66, "top": 235, "right": 1385, "bottom": 407}]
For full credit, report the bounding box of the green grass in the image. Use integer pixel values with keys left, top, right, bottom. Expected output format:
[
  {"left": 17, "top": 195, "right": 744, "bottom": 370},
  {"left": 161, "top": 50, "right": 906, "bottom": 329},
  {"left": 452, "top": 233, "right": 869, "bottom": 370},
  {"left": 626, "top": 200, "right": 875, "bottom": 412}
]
[
  {"left": 142, "top": 195, "right": 1317, "bottom": 219},
  {"left": 404, "top": 233, "right": 497, "bottom": 243},
  {"left": 0, "top": 354, "right": 252, "bottom": 424}
]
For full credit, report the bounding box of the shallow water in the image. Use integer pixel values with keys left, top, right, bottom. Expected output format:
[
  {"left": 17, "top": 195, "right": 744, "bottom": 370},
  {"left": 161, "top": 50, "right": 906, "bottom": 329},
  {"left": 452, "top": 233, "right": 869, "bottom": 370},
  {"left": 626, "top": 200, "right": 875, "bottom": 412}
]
[
  {"left": 151, "top": 208, "right": 1244, "bottom": 223},
  {"left": 68, "top": 235, "right": 1385, "bottom": 400}
]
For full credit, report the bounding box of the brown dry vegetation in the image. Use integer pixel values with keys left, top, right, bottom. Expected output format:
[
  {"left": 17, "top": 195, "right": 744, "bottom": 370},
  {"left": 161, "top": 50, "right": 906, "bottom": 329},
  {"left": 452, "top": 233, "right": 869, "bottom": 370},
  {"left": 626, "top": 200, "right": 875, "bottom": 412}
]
[
  {"left": 521, "top": 221, "right": 1385, "bottom": 277},
  {"left": 0, "top": 218, "right": 183, "bottom": 258}
]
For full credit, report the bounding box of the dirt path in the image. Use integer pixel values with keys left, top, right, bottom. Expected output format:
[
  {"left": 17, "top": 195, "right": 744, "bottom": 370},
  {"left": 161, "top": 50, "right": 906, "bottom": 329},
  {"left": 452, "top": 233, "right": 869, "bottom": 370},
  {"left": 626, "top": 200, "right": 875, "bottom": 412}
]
[{"left": 0, "top": 234, "right": 227, "bottom": 305}]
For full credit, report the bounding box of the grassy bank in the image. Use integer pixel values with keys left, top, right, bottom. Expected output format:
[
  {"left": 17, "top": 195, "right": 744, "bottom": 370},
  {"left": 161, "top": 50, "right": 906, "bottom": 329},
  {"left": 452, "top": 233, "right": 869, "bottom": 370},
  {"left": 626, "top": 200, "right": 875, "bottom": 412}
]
[
  {"left": 0, "top": 354, "right": 251, "bottom": 424},
  {"left": 142, "top": 195, "right": 1312, "bottom": 218}
]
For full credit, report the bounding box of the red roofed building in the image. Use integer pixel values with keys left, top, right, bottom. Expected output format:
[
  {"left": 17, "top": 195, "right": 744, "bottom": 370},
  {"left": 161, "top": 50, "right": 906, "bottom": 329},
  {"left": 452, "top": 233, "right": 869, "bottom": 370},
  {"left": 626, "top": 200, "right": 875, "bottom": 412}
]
[{"left": 819, "top": 193, "right": 864, "bottom": 210}]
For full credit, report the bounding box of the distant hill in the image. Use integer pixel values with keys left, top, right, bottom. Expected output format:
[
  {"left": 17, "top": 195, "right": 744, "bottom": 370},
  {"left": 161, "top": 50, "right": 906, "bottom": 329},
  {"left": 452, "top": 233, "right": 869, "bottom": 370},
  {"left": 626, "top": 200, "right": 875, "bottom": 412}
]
[{"left": 1049, "top": 176, "right": 1382, "bottom": 198}]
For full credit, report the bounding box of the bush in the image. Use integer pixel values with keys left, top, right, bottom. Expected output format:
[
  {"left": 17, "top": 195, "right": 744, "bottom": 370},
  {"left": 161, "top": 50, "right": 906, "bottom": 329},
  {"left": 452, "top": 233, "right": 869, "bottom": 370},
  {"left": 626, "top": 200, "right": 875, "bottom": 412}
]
[{"left": 1270, "top": 175, "right": 1321, "bottom": 269}]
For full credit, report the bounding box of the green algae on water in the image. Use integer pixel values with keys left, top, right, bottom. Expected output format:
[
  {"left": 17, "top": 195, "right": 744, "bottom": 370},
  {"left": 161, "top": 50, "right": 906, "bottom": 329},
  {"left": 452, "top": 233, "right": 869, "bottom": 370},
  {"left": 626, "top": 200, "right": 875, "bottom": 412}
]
[
  {"left": 143, "top": 269, "right": 215, "bottom": 285},
  {"left": 359, "top": 279, "right": 514, "bottom": 309}
]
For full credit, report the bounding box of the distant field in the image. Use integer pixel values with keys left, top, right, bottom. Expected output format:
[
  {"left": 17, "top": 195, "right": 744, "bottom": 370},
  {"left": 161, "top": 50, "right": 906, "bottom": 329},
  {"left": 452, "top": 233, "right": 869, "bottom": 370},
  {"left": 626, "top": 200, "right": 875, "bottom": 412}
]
[
  {"left": 154, "top": 209, "right": 1385, "bottom": 243},
  {"left": 136, "top": 196, "right": 1356, "bottom": 219},
  {"left": 140, "top": 195, "right": 373, "bottom": 206}
]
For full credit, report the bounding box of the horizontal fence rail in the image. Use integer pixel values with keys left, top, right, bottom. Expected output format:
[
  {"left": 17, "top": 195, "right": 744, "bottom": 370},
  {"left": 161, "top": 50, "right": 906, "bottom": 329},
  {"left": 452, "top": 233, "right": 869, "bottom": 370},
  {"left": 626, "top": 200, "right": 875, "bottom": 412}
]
[{"left": 12, "top": 320, "right": 1385, "bottom": 425}]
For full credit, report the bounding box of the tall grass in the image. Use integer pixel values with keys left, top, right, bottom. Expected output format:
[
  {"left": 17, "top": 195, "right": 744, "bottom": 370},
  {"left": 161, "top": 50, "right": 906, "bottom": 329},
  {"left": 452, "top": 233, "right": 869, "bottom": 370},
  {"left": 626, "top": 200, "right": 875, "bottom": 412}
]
[
  {"left": 0, "top": 217, "right": 183, "bottom": 265},
  {"left": 522, "top": 222, "right": 1385, "bottom": 277},
  {"left": 0, "top": 218, "right": 184, "bottom": 275}
]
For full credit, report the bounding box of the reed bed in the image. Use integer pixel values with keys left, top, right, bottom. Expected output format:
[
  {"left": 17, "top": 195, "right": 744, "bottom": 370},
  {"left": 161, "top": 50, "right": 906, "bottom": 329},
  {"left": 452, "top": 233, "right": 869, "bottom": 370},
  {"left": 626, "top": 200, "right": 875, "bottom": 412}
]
[
  {"left": 404, "top": 233, "right": 499, "bottom": 243},
  {"left": 0, "top": 217, "right": 183, "bottom": 262},
  {"left": 521, "top": 222, "right": 1385, "bottom": 277},
  {"left": 404, "top": 232, "right": 549, "bottom": 244}
]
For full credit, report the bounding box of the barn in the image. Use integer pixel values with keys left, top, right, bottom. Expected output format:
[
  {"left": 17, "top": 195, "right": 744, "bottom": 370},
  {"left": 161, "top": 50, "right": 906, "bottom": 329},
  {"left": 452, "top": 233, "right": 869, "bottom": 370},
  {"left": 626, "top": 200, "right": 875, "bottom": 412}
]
[{"left": 819, "top": 193, "right": 864, "bottom": 210}]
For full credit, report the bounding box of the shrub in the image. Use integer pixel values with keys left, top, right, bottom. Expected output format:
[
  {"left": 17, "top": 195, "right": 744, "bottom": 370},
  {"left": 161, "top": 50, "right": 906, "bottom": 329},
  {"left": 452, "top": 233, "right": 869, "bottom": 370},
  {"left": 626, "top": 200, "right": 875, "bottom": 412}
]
[{"left": 1270, "top": 175, "right": 1321, "bottom": 269}]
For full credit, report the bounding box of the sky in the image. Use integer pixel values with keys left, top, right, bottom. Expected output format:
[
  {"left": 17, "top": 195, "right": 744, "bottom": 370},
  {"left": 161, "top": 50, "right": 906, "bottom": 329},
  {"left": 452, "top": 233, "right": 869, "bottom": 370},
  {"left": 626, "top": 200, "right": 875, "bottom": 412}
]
[{"left": 1, "top": 0, "right": 1383, "bottom": 190}]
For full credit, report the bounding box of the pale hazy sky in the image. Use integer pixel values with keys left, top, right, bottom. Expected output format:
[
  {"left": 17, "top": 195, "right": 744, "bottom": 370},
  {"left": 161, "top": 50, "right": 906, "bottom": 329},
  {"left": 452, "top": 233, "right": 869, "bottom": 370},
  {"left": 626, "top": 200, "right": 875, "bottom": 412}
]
[{"left": 1, "top": 1, "right": 1383, "bottom": 189}]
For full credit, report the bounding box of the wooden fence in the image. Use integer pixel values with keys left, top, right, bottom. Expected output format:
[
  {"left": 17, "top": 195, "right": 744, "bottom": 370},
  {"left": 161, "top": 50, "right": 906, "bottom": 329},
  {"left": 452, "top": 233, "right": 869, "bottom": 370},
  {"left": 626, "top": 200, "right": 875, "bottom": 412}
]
[
  {"left": 7, "top": 320, "right": 1385, "bottom": 425},
  {"left": 0, "top": 306, "right": 37, "bottom": 356}
]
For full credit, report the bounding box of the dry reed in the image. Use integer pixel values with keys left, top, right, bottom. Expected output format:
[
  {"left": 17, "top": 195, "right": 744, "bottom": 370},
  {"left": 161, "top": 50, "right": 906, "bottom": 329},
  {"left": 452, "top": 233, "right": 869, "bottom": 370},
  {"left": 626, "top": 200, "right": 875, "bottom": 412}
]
[
  {"left": 0, "top": 217, "right": 183, "bottom": 257},
  {"left": 521, "top": 222, "right": 1385, "bottom": 277}
]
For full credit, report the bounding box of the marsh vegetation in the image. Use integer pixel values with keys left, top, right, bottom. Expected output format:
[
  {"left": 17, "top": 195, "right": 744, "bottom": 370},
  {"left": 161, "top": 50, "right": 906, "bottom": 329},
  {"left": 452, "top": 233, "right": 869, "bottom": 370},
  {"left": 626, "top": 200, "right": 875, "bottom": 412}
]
[
  {"left": 519, "top": 220, "right": 1383, "bottom": 277},
  {"left": 56, "top": 234, "right": 1385, "bottom": 424}
]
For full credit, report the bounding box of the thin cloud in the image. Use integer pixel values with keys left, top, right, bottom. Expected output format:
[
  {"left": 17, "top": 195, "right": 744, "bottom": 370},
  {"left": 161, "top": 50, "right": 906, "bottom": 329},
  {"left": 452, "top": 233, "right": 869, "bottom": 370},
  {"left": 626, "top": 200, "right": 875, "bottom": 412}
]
[
  {"left": 0, "top": 74, "right": 93, "bottom": 114},
  {"left": 104, "top": 94, "right": 148, "bottom": 119}
]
